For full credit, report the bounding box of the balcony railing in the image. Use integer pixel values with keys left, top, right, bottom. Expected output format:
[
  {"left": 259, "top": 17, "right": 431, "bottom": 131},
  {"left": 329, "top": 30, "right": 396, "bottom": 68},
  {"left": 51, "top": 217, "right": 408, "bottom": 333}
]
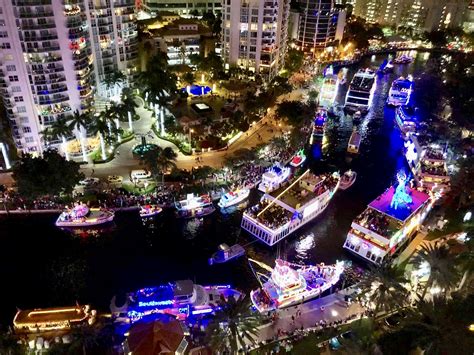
[
  {"left": 23, "top": 33, "right": 58, "bottom": 42},
  {"left": 21, "top": 22, "right": 56, "bottom": 30},
  {"left": 26, "top": 45, "right": 60, "bottom": 53},
  {"left": 18, "top": 11, "right": 54, "bottom": 18},
  {"left": 13, "top": 0, "right": 52, "bottom": 5}
]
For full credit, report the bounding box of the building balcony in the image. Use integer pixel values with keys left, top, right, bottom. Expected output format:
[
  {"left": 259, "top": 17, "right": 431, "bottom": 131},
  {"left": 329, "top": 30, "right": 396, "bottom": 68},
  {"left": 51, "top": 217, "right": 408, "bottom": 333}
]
[
  {"left": 37, "top": 85, "right": 68, "bottom": 95},
  {"left": 26, "top": 45, "right": 60, "bottom": 53},
  {"left": 79, "top": 87, "right": 93, "bottom": 98},
  {"left": 38, "top": 104, "right": 71, "bottom": 116},
  {"left": 18, "top": 11, "right": 54, "bottom": 18},
  {"left": 64, "top": 5, "right": 81, "bottom": 16},
  {"left": 37, "top": 94, "right": 70, "bottom": 105},
  {"left": 23, "top": 33, "right": 58, "bottom": 42},
  {"left": 13, "top": 0, "right": 52, "bottom": 5},
  {"left": 66, "top": 18, "right": 85, "bottom": 28},
  {"left": 31, "top": 66, "right": 65, "bottom": 75},
  {"left": 100, "top": 50, "right": 115, "bottom": 59},
  {"left": 3, "top": 99, "right": 14, "bottom": 109}
]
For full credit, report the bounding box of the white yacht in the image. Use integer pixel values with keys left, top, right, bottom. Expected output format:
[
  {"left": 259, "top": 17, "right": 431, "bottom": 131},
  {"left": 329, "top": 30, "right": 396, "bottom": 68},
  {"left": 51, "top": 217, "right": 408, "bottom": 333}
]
[
  {"left": 344, "top": 69, "right": 377, "bottom": 112},
  {"left": 339, "top": 170, "right": 357, "bottom": 190},
  {"left": 242, "top": 170, "right": 340, "bottom": 246},
  {"left": 319, "top": 66, "right": 339, "bottom": 107},
  {"left": 175, "top": 194, "right": 215, "bottom": 218},
  {"left": 218, "top": 188, "right": 250, "bottom": 209},
  {"left": 258, "top": 163, "right": 291, "bottom": 193},
  {"left": 250, "top": 259, "right": 344, "bottom": 312},
  {"left": 387, "top": 76, "right": 413, "bottom": 107},
  {"left": 347, "top": 130, "right": 361, "bottom": 154},
  {"left": 56, "top": 204, "right": 114, "bottom": 228}
]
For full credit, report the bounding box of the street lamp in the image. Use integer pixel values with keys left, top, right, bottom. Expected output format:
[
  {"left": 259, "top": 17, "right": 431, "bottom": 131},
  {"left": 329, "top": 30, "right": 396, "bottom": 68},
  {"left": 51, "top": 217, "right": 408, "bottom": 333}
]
[{"left": 189, "top": 128, "right": 194, "bottom": 146}]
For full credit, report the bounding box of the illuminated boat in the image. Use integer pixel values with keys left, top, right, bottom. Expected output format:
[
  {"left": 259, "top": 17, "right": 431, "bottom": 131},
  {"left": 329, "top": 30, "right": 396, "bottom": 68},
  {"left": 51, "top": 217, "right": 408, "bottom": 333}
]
[
  {"left": 339, "top": 170, "right": 357, "bottom": 190},
  {"left": 250, "top": 259, "right": 344, "bottom": 312},
  {"left": 312, "top": 108, "right": 328, "bottom": 137},
  {"left": 55, "top": 203, "right": 114, "bottom": 227},
  {"left": 343, "top": 172, "right": 433, "bottom": 264},
  {"left": 395, "top": 106, "right": 417, "bottom": 138},
  {"left": 347, "top": 129, "right": 361, "bottom": 154},
  {"left": 112, "top": 280, "right": 241, "bottom": 322},
  {"left": 209, "top": 243, "right": 245, "bottom": 265},
  {"left": 386, "top": 76, "right": 413, "bottom": 107},
  {"left": 139, "top": 204, "right": 163, "bottom": 218},
  {"left": 352, "top": 110, "right": 362, "bottom": 122},
  {"left": 378, "top": 59, "right": 394, "bottom": 74},
  {"left": 258, "top": 163, "right": 291, "bottom": 193},
  {"left": 393, "top": 54, "right": 413, "bottom": 64},
  {"left": 175, "top": 194, "right": 215, "bottom": 218},
  {"left": 289, "top": 149, "right": 307, "bottom": 168},
  {"left": 218, "top": 188, "right": 250, "bottom": 209},
  {"left": 319, "top": 66, "right": 339, "bottom": 107},
  {"left": 344, "top": 69, "right": 376, "bottom": 112},
  {"left": 242, "top": 170, "right": 340, "bottom": 246}
]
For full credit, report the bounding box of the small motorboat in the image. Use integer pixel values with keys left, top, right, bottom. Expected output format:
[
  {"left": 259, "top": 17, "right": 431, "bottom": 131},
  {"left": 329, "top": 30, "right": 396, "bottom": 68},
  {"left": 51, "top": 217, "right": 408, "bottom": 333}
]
[
  {"left": 393, "top": 54, "right": 413, "bottom": 64},
  {"left": 56, "top": 203, "right": 115, "bottom": 228},
  {"left": 139, "top": 204, "right": 162, "bottom": 218},
  {"left": 218, "top": 188, "right": 250, "bottom": 209},
  {"left": 339, "top": 170, "right": 357, "bottom": 190},
  {"left": 347, "top": 130, "right": 361, "bottom": 154},
  {"left": 352, "top": 111, "right": 362, "bottom": 122},
  {"left": 289, "top": 149, "right": 307, "bottom": 168},
  {"left": 209, "top": 243, "right": 245, "bottom": 265}
]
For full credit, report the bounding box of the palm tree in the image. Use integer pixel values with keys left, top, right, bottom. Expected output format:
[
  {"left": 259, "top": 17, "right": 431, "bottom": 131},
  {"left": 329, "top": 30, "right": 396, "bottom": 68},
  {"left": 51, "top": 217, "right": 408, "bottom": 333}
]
[
  {"left": 358, "top": 260, "right": 409, "bottom": 314},
  {"left": 103, "top": 69, "right": 126, "bottom": 97},
  {"left": 205, "top": 295, "right": 262, "bottom": 353},
  {"left": 68, "top": 110, "right": 91, "bottom": 162},
  {"left": 413, "top": 242, "right": 459, "bottom": 299},
  {"left": 89, "top": 113, "right": 112, "bottom": 161},
  {"left": 120, "top": 87, "right": 139, "bottom": 132},
  {"left": 42, "top": 117, "right": 73, "bottom": 161},
  {"left": 182, "top": 72, "right": 195, "bottom": 87},
  {"left": 457, "top": 237, "right": 474, "bottom": 292},
  {"left": 156, "top": 146, "right": 177, "bottom": 184}
]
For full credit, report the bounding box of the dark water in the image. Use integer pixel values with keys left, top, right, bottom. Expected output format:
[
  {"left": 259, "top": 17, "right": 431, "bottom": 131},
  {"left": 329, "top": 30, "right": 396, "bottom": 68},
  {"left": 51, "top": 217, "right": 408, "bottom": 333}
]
[{"left": 0, "top": 51, "right": 435, "bottom": 325}]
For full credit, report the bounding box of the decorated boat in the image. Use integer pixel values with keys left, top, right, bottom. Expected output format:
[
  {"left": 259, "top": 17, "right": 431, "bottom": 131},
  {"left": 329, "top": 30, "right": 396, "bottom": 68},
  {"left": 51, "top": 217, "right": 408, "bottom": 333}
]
[
  {"left": 250, "top": 259, "right": 344, "bottom": 312},
  {"left": 339, "top": 170, "right": 357, "bottom": 190},
  {"left": 258, "top": 163, "right": 291, "bottom": 193},
  {"left": 347, "top": 129, "right": 361, "bottom": 154},
  {"left": 386, "top": 76, "right": 413, "bottom": 107},
  {"left": 218, "top": 188, "right": 250, "bottom": 209},
  {"left": 344, "top": 68, "right": 377, "bottom": 112},
  {"left": 139, "top": 205, "right": 163, "bottom": 218},
  {"left": 175, "top": 194, "right": 215, "bottom": 218},
  {"left": 111, "top": 280, "right": 241, "bottom": 322},
  {"left": 289, "top": 149, "right": 307, "bottom": 168},
  {"left": 312, "top": 108, "right": 328, "bottom": 137},
  {"left": 393, "top": 54, "right": 413, "bottom": 64},
  {"left": 56, "top": 203, "right": 114, "bottom": 227},
  {"left": 209, "top": 243, "right": 245, "bottom": 265}
]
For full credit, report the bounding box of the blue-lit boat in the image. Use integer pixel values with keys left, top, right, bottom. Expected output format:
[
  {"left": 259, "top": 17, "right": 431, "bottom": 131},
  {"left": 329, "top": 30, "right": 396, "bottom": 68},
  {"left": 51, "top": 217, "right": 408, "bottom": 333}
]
[
  {"left": 386, "top": 76, "right": 413, "bottom": 107},
  {"left": 395, "top": 105, "right": 417, "bottom": 137},
  {"left": 258, "top": 163, "right": 291, "bottom": 193},
  {"left": 111, "top": 280, "right": 241, "bottom": 322},
  {"left": 312, "top": 108, "right": 328, "bottom": 137}
]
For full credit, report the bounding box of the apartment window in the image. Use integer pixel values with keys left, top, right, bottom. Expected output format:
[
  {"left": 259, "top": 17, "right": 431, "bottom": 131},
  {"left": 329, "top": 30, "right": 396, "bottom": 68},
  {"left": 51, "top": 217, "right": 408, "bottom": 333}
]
[
  {"left": 8, "top": 75, "right": 18, "bottom": 82},
  {"left": 251, "top": 9, "right": 258, "bottom": 15},
  {"left": 1, "top": 42, "right": 11, "bottom": 49},
  {"left": 250, "top": 31, "right": 257, "bottom": 38},
  {"left": 251, "top": 16, "right": 258, "bottom": 23},
  {"left": 3, "top": 54, "right": 13, "bottom": 60},
  {"left": 19, "top": 116, "right": 28, "bottom": 123},
  {"left": 0, "top": 20, "right": 5, "bottom": 26},
  {"left": 226, "top": 0, "right": 230, "bottom": 4},
  {"left": 25, "top": 136, "right": 34, "bottom": 143},
  {"left": 250, "top": 46, "right": 256, "bottom": 52},
  {"left": 12, "top": 86, "right": 21, "bottom": 93},
  {"left": 6, "top": 65, "right": 16, "bottom": 71},
  {"left": 0, "top": 31, "right": 7, "bottom": 38},
  {"left": 22, "top": 126, "right": 31, "bottom": 133},
  {"left": 14, "top": 96, "right": 23, "bottom": 102},
  {"left": 17, "top": 106, "right": 26, "bottom": 113}
]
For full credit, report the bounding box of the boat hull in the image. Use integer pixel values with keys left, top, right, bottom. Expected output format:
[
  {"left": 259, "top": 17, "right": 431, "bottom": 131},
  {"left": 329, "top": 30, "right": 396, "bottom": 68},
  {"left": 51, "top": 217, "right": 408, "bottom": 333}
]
[
  {"left": 218, "top": 190, "right": 250, "bottom": 209},
  {"left": 177, "top": 205, "right": 216, "bottom": 219},
  {"left": 56, "top": 213, "right": 114, "bottom": 228}
]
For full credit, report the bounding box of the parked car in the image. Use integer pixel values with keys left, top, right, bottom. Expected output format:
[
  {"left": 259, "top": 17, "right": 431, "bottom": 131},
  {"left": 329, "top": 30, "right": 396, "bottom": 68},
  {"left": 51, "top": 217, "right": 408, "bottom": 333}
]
[
  {"left": 107, "top": 175, "right": 123, "bottom": 184},
  {"left": 79, "top": 177, "right": 99, "bottom": 186},
  {"left": 130, "top": 170, "right": 151, "bottom": 180}
]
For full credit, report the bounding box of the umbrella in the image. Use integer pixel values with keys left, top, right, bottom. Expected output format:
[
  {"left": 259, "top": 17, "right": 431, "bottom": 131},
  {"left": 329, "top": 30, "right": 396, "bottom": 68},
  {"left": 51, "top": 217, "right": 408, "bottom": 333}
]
[{"left": 126, "top": 316, "right": 186, "bottom": 354}]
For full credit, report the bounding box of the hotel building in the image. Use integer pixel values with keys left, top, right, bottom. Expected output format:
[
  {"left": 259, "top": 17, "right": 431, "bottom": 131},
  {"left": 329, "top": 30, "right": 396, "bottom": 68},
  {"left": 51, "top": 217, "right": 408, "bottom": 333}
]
[
  {"left": 221, "top": 0, "right": 290, "bottom": 82},
  {"left": 290, "top": 0, "right": 346, "bottom": 52},
  {"left": 141, "top": 0, "right": 222, "bottom": 16},
  {"left": 0, "top": 0, "right": 138, "bottom": 156}
]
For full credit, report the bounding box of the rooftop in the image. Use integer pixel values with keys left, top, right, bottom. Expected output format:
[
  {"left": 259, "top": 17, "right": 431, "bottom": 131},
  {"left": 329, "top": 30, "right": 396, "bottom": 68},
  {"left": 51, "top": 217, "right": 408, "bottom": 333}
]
[
  {"left": 368, "top": 186, "right": 430, "bottom": 222},
  {"left": 14, "top": 306, "right": 90, "bottom": 325}
]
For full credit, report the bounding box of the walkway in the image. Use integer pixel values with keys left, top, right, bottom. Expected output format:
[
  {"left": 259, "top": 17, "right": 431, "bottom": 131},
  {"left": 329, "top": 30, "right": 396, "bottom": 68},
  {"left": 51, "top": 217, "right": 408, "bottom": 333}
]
[{"left": 253, "top": 288, "right": 365, "bottom": 344}]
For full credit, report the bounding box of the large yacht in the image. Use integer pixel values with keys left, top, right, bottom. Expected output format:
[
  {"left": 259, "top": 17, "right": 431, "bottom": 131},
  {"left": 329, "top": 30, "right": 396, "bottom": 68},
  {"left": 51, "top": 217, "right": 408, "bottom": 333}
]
[
  {"left": 319, "top": 66, "right": 340, "bottom": 107},
  {"left": 175, "top": 194, "right": 215, "bottom": 218},
  {"left": 250, "top": 259, "right": 344, "bottom": 312},
  {"left": 258, "top": 163, "right": 291, "bottom": 193},
  {"left": 386, "top": 76, "right": 413, "bottom": 107},
  {"left": 111, "top": 280, "right": 241, "bottom": 322},
  {"left": 395, "top": 106, "right": 417, "bottom": 137},
  {"left": 343, "top": 174, "right": 432, "bottom": 264},
  {"left": 218, "top": 188, "right": 250, "bottom": 209},
  {"left": 312, "top": 108, "right": 328, "bottom": 137},
  {"left": 344, "top": 69, "right": 377, "bottom": 112},
  {"left": 242, "top": 170, "right": 340, "bottom": 246},
  {"left": 56, "top": 203, "right": 114, "bottom": 228}
]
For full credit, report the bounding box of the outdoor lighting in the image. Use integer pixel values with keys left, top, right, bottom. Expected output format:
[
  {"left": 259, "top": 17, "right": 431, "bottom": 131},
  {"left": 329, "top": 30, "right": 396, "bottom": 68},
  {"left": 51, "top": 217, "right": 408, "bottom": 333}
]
[
  {"left": 429, "top": 286, "right": 441, "bottom": 295},
  {"left": 464, "top": 211, "right": 472, "bottom": 222},
  {"left": 331, "top": 310, "right": 338, "bottom": 317}
]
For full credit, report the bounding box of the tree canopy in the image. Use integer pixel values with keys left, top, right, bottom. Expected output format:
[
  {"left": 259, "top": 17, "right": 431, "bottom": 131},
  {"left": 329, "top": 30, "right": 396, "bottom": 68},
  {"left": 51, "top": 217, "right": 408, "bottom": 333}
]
[{"left": 12, "top": 149, "right": 84, "bottom": 199}]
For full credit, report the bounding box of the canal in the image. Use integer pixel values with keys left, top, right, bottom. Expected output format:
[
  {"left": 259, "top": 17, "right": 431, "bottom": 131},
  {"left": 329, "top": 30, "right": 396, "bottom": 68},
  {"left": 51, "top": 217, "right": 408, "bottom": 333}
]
[{"left": 0, "top": 51, "right": 436, "bottom": 325}]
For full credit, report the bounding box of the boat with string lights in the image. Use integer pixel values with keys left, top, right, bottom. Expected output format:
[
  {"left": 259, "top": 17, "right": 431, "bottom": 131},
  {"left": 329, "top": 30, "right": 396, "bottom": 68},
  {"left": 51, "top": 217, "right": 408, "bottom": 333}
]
[
  {"left": 289, "top": 149, "right": 307, "bottom": 168},
  {"left": 395, "top": 106, "right": 417, "bottom": 137},
  {"left": 386, "top": 76, "right": 413, "bottom": 107},
  {"left": 339, "top": 170, "right": 357, "bottom": 190},
  {"left": 249, "top": 259, "right": 344, "bottom": 312},
  {"left": 347, "top": 129, "right": 361, "bottom": 154},
  {"left": 111, "top": 280, "right": 241, "bottom": 323},
  {"left": 393, "top": 54, "right": 413, "bottom": 64},
  {"left": 55, "top": 203, "right": 114, "bottom": 227},
  {"left": 344, "top": 69, "right": 377, "bottom": 112},
  {"left": 319, "top": 65, "right": 340, "bottom": 107},
  {"left": 139, "top": 205, "right": 163, "bottom": 218},
  {"left": 312, "top": 108, "right": 328, "bottom": 137},
  {"left": 175, "top": 194, "right": 215, "bottom": 218},
  {"left": 218, "top": 188, "right": 250, "bottom": 209},
  {"left": 242, "top": 170, "right": 340, "bottom": 246},
  {"left": 343, "top": 172, "right": 433, "bottom": 264},
  {"left": 258, "top": 163, "right": 291, "bottom": 193}
]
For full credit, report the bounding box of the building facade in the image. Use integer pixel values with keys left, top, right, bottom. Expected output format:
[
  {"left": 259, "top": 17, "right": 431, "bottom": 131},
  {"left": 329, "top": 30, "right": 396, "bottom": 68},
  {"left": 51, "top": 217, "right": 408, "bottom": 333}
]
[
  {"left": 290, "top": 0, "right": 346, "bottom": 52},
  {"left": 221, "top": 0, "right": 291, "bottom": 82},
  {"left": 142, "top": 0, "right": 222, "bottom": 17},
  {"left": 0, "top": 0, "right": 138, "bottom": 156}
]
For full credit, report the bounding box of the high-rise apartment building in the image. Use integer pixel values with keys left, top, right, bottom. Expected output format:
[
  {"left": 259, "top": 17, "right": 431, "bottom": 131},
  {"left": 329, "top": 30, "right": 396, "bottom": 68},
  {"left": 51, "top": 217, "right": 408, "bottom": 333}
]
[
  {"left": 221, "top": 0, "right": 291, "bottom": 82},
  {"left": 141, "top": 0, "right": 222, "bottom": 17},
  {"left": 0, "top": 0, "right": 138, "bottom": 156},
  {"left": 291, "top": 0, "right": 346, "bottom": 52},
  {"left": 86, "top": 0, "right": 139, "bottom": 98}
]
